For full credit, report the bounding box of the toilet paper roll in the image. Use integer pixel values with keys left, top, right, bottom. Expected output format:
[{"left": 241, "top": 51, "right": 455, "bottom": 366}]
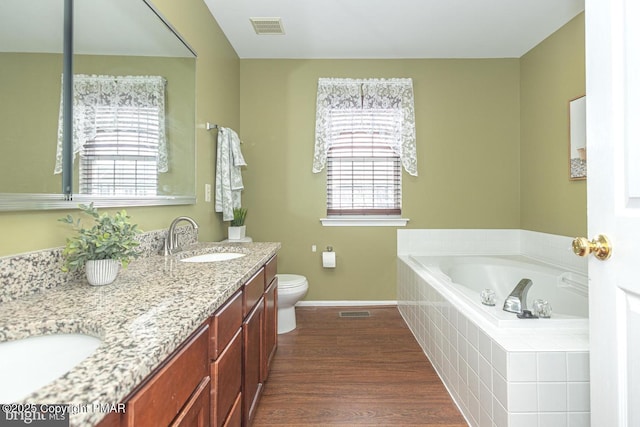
[{"left": 322, "top": 251, "right": 336, "bottom": 268}]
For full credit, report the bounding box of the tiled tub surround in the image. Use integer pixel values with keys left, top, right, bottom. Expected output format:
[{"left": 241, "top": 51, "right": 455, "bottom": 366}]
[
  {"left": 397, "top": 230, "right": 590, "bottom": 427},
  {"left": 0, "top": 234, "right": 280, "bottom": 426}
]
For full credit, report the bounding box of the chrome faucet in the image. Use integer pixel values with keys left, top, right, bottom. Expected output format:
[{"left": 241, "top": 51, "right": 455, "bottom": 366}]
[
  {"left": 164, "top": 216, "right": 199, "bottom": 255},
  {"left": 502, "top": 278, "right": 533, "bottom": 314}
]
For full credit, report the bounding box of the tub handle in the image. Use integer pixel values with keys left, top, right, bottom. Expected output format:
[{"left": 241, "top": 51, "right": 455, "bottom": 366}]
[{"left": 572, "top": 234, "right": 612, "bottom": 261}]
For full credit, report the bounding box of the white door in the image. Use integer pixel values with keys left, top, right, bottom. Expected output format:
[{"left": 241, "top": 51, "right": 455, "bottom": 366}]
[{"left": 586, "top": 0, "right": 640, "bottom": 425}]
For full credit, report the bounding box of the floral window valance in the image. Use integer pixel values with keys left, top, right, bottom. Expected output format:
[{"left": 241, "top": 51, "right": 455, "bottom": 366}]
[
  {"left": 312, "top": 78, "right": 417, "bottom": 176},
  {"left": 55, "top": 74, "right": 168, "bottom": 174}
]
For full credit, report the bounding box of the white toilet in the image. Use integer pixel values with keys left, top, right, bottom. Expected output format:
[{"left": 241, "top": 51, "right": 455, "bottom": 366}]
[{"left": 276, "top": 274, "right": 308, "bottom": 334}]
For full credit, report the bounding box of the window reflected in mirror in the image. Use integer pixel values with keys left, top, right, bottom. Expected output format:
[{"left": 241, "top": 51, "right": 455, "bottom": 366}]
[{"left": 0, "top": 0, "right": 196, "bottom": 210}]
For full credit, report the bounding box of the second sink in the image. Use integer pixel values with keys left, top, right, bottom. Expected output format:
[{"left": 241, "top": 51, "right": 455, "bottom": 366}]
[{"left": 180, "top": 252, "right": 246, "bottom": 263}]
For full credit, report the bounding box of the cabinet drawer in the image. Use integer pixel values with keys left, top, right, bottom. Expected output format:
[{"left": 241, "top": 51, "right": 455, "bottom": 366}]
[
  {"left": 124, "top": 325, "right": 209, "bottom": 427},
  {"left": 243, "top": 268, "right": 264, "bottom": 317},
  {"left": 222, "top": 393, "right": 241, "bottom": 427},
  {"left": 210, "top": 290, "right": 243, "bottom": 360},
  {"left": 264, "top": 255, "right": 277, "bottom": 290},
  {"left": 211, "top": 329, "right": 242, "bottom": 427},
  {"left": 169, "top": 377, "right": 210, "bottom": 427}
]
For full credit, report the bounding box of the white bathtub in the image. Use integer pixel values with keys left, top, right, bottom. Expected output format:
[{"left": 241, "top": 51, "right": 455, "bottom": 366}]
[
  {"left": 398, "top": 250, "right": 590, "bottom": 427},
  {"left": 407, "top": 255, "right": 588, "bottom": 328}
]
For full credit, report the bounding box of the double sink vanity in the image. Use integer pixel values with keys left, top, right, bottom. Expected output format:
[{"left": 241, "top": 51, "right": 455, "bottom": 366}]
[{"left": 0, "top": 241, "right": 280, "bottom": 427}]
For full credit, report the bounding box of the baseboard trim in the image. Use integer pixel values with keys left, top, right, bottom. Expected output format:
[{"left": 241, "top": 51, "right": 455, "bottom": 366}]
[{"left": 296, "top": 300, "right": 397, "bottom": 307}]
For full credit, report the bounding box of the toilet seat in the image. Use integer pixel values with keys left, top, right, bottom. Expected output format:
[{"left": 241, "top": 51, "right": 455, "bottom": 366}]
[{"left": 277, "top": 274, "right": 307, "bottom": 290}]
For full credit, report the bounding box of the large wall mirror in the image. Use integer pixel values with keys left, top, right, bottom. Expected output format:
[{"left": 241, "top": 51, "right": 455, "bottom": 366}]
[{"left": 0, "top": 0, "right": 196, "bottom": 210}]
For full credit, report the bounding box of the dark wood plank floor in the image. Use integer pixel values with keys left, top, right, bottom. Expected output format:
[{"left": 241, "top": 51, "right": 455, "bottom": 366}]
[{"left": 252, "top": 306, "right": 467, "bottom": 427}]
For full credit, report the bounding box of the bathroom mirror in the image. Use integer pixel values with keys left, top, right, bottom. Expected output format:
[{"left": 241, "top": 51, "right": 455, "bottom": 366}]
[
  {"left": 0, "top": 0, "right": 197, "bottom": 210},
  {"left": 569, "top": 95, "right": 586, "bottom": 180}
]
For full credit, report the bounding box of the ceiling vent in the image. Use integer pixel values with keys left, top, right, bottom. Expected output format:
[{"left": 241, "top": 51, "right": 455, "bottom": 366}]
[{"left": 250, "top": 18, "right": 285, "bottom": 35}]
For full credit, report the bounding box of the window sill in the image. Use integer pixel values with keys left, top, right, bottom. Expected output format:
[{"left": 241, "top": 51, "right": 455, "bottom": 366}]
[{"left": 320, "top": 216, "right": 410, "bottom": 227}]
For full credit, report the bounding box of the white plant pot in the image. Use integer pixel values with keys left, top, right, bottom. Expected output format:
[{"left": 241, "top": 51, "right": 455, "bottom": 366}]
[
  {"left": 228, "top": 225, "right": 246, "bottom": 240},
  {"left": 85, "top": 259, "right": 120, "bottom": 286}
]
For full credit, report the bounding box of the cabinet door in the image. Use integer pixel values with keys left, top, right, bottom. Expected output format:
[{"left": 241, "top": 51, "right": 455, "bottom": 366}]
[
  {"left": 262, "top": 278, "right": 277, "bottom": 382},
  {"left": 221, "top": 394, "right": 241, "bottom": 427},
  {"left": 170, "top": 377, "right": 210, "bottom": 427},
  {"left": 124, "top": 325, "right": 209, "bottom": 427},
  {"left": 242, "top": 297, "right": 264, "bottom": 426},
  {"left": 211, "top": 329, "right": 242, "bottom": 427}
]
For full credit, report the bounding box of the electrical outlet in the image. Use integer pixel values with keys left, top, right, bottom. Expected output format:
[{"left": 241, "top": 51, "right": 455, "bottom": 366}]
[
  {"left": 205, "top": 184, "right": 211, "bottom": 202},
  {"left": 311, "top": 245, "right": 317, "bottom": 252}
]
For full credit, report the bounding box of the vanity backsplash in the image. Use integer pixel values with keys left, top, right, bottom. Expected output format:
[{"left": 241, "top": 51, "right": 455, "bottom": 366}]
[{"left": 0, "top": 226, "right": 197, "bottom": 304}]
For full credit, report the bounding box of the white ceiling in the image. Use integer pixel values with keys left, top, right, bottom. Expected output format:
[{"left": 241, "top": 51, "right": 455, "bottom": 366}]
[
  {"left": 204, "top": 0, "right": 584, "bottom": 59},
  {"left": 0, "top": 0, "right": 193, "bottom": 57}
]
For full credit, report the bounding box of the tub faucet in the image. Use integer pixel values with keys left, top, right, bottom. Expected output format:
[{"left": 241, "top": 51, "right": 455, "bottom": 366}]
[
  {"left": 164, "top": 216, "right": 199, "bottom": 256},
  {"left": 503, "top": 278, "right": 533, "bottom": 314}
]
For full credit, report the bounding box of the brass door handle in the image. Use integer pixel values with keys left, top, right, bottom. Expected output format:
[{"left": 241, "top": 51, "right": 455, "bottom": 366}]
[{"left": 572, "top": 234, "right": 612, "bottom": 260}]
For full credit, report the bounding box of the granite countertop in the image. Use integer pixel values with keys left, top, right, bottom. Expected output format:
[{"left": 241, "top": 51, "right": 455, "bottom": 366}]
[{"left": 0, "top": 241, "right": 280, "bottom": 427}]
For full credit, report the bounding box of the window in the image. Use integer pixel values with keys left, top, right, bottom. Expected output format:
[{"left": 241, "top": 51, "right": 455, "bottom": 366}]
[
  {"left": 326, "top": 109, "right": 401, "bottom": 215},
  {"left": 79, "top": 105, "right": 161, "bottom": 196},
  {"left": 313, "top": 78, "right": 417, "bottom": 223},
  {"left": 55, "top": 74, "right": 168, "bottom": 196}
]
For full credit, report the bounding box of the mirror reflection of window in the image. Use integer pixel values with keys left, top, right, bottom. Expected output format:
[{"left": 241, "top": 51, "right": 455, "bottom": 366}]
[
  {"left": 55, "top": 74, "right": 168, "bottom": 195},
  {"left": 80, "top": 104, "right": 161, "bottom": 196}
]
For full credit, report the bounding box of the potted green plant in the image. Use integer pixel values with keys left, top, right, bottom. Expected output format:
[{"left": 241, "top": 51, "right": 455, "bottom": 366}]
[
  {"left": 228, "top": 207, "right": 248, "bottom": 240},
  {"left": 59, "top": 203, "right": 142, "bottom": 286}
]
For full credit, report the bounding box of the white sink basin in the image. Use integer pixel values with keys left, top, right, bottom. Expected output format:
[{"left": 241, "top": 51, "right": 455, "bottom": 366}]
[
  {"left": 180, "top": 252, "right": 246, "bottom": 263},
  {"left": 0, "top": 333, "right": 102, "bottom": 402}
]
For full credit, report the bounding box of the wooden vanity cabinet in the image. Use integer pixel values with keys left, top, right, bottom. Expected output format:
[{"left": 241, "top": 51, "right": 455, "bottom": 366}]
[
  {"left": 209, "top": 290, "right": 243, "bottom": 427},
  {"left": 243, "top": 255, "right": 278, "bottom": 426},
  {"left": 123, "top": 324, "right": 210, "bottom": 427},
  {"left": 242, "top": 292, "right": 264, "bottom": 426},
  {"left": 95, "top": 254, "right": 278, "bottom": 427},
  {"left": 263, "top": 256, "right": 278, "bottom": 381}
]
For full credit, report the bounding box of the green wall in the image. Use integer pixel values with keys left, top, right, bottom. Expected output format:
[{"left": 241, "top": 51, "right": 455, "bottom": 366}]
[
  {"left": 0, "top": 0, "right": 238, "bottom": 256},
  {"left": 520, "top": 13, "right": 586, "bottom": 236},
  {"left": 0, "top": 53, "right": 196, "bottom": 195},
  {"left": 239, "top": 59, "right": 521, "bottom": 301},
  {"left": 0, "top": 4, "right": 586, "bottom": 303}
]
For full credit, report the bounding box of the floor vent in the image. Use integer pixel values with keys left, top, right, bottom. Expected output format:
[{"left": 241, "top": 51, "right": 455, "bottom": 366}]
[{"left": 339, "top": 311, "right": 371, "bottom": 318}]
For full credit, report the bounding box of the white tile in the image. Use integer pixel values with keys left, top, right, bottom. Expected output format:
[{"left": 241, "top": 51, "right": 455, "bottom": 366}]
[
  {"left": 568, "top": 412, "right": 590, "bottom": 427},
  {"left": 468, "top": 342, "right": 480, "bottom": 374},
  {"left": 538, "top": 412, "right": 568, "bottom": 427},
  {"left": 468, "top": 321, "right": 479, "bottom": 349},
  {"left": 479, "top": 407, "right": 492, "bottom": 427},
  {"left": 508, "top": 352, "right": 537, "bottom": 382},
  {"left": 479, "top": 380, "right": 493, "bottom": 414},
  {"left": 508, "top": 412, "right": 538, "bottom": 427},
  {"left": 567, "top": 352, "right": 590, "bottom": 382},
  {"left": 538, "top": 383, "right": 567, "bottom": 412},
  {"left": 479, "top": 330, "right": 492, "bottom": 361},
  {"left": 479, "top": 355, "right": 493, "bottom": 389},
  {"left": 567, "top": 382, "right": 590, "bottom": 412},
  {"left": 537, "top": 352, "right": 567, "bottom": 382},
  {"left": 468, "top": 393, "right": 480, "bottom": 427},
  {"left": 492, "top": 342, "right": 508, "bottom": 379},
  {"left": 493, "top": 369, "right": 508, "bottom": 409},
  {"left": 468, "top": 367, "right": 479, "bottom": 399},
  {"left": 458, "top": 312, "right": 468, "bottom": 337},
  {"left": 508, "top": 382, "right": 538, "bottom": 412},
  {"left": 493, "top": 398, "right": 508, "bottom": 427}
]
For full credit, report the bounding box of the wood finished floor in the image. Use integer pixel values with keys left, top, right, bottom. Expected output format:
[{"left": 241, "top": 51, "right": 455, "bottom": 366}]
[{"left": 252, "top": 306, "right": 467, "bottom": 427}]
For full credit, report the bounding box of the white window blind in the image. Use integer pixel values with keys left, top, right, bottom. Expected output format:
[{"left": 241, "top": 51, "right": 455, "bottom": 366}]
[
  {"left": 326, "top": 109, "right": 402, "bottom": 215},
  {"left": 79, "top": 105, "right": 160, "bottom": 196}
]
